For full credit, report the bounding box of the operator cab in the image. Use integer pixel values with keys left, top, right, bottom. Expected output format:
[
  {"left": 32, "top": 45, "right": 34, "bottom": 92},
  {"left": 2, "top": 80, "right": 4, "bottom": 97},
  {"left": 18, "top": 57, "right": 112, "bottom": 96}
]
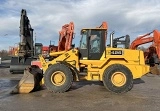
[
  {"left": 79, "top": 29, "right": 106, "bottom": 60},
  {"left": 34, "top": 43, "right": 43, "bottom": 58}
]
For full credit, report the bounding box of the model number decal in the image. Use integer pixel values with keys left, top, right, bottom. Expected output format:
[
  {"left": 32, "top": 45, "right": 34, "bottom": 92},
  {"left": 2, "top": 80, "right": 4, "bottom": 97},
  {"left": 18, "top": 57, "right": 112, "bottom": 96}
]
[{"left": 107, "top": 50, "right": 123, "bottom": 55}]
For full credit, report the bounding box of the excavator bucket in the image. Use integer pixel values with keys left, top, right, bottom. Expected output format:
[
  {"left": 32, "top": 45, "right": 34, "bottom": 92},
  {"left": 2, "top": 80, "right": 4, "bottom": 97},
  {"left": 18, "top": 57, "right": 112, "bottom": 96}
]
[
  {"left": 150, "top": 64, "right": 160, "bottom": 75},
  {"left": 11, "top": 65, "right": 43, "bottom": 94}
]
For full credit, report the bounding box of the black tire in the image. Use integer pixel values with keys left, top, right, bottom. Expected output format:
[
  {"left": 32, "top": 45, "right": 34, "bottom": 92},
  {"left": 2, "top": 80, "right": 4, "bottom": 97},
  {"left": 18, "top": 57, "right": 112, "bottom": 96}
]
[
  {"left": 103, "top": 64, "right": 133, "bottom": 93},
  {"left": 44, "top": 63, "right": 73, "bottom": 93},
  {"left": 59, "top": 62, "right": 79, "bottom": 81}
]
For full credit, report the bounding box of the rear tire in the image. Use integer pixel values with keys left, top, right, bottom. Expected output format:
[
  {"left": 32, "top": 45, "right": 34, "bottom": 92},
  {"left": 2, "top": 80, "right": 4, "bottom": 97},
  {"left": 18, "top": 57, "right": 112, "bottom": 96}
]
[
  {"left": 103, "top": 64, "right": 133, "bottom": 93},
  {"left": 44, "top": 63, "right": 73, "bottom": 93}
]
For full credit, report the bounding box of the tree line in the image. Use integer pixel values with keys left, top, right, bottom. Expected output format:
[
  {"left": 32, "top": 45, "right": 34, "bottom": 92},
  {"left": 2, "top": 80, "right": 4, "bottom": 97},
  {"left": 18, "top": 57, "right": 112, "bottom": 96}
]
[{"left": 0, "top": 50, "right": 11, "bottom": 60}]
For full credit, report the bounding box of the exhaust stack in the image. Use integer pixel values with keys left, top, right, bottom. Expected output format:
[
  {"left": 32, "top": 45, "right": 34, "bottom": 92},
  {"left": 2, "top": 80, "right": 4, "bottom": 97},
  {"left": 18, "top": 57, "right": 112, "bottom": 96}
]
[{"left": 110, "top": 31, "right": 115, "bottom": 48}]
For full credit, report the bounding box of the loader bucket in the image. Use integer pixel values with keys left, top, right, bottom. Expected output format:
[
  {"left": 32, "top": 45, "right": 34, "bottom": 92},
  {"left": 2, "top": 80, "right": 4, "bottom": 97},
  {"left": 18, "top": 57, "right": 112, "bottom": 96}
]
[{"left": 11, "top": 65, "right": 43, "bottom": 94}]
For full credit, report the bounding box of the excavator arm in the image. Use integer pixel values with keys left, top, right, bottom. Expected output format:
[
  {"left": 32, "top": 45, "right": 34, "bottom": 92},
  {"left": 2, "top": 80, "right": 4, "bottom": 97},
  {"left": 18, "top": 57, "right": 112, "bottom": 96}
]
[
  {"left": 49, "top": 22, "right": 75, "bottom": 56},
  {"left": 130, "top": 31, "right": 153, "bottom": 50},
  {"left": 98, "top": 21, "right": 108, "bottom": 29},
  {"left": 18, "top": 9, "right": 34, "bottom": 57},
  {"left": 10, "top": 9, "right": 36, "bottom": 74},
  {"left": 57, "top": 22, "right": 75, "bottom": 51},
  {"left": 152, "top": 30, "right": 160, "bottom": 59}
]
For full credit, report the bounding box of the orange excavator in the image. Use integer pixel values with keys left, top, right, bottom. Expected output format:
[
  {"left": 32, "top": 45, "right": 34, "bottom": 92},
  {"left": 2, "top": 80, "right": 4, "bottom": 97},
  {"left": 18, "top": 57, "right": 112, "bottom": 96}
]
[
  {"left": 130, "top": 30, "right": 160, "bottom": 50},
  {"left": 130, "top": 30, "right": 160, "bottom": 74},
  {"left": 49, "top": 22, "right": 74, "bottom": 52},
  {"left": 48, "top": 22, "right": 74, "bottom": 60},
  {"left": 130, "top": 30, "right": 160, "bottom": 58}
]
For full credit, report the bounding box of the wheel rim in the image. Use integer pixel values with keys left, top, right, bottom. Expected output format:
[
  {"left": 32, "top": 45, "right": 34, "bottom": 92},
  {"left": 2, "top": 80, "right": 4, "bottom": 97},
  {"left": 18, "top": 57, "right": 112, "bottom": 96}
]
[
  {"left": 111, "top": 72, "right": 126, "bottom": 87},
  {"left": 51, "top": 71, "right": 66, "bottom": 86}
]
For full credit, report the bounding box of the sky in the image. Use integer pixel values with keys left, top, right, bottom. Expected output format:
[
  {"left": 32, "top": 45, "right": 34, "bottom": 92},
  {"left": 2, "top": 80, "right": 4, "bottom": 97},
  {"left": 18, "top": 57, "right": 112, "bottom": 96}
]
[{"left": 0, "top": 0, "right": 160, "bottom": 50}]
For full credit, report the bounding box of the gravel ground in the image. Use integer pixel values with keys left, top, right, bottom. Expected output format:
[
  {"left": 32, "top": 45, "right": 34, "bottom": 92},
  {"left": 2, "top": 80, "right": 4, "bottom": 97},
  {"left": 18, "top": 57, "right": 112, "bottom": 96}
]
[{"left": 0, "top": 61, "right": 160, "bottom": 111}]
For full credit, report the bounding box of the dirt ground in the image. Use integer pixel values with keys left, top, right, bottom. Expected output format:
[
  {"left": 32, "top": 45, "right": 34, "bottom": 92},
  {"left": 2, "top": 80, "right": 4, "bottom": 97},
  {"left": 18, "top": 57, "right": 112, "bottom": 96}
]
[{"left": 0, "top": 61, "right": 160, "bottom": 111}]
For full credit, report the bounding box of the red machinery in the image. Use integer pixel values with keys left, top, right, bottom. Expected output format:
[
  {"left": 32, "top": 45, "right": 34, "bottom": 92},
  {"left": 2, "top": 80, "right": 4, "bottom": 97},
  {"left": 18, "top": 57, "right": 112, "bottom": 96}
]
[
  {"left": 42, "top": 46, "right": 49, "bottom": 57},
  {"left": 130, "top": 31, "right": 154, "bottom": 50},
  {"left": 130, "top": 30, "right": 160, "bottom": 57},
  {"left": 130, "top": 30, "right": 160, "bottom": 67},
  {"left": 49, "top": 22, "right": 74, "bottom": 53}
]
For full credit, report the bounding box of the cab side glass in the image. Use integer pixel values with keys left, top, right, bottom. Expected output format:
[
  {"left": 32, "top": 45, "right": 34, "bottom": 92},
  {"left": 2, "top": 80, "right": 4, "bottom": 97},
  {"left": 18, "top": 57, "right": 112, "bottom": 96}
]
[{"left": 80, "top": 34, "right": 87, "bottom": 49}]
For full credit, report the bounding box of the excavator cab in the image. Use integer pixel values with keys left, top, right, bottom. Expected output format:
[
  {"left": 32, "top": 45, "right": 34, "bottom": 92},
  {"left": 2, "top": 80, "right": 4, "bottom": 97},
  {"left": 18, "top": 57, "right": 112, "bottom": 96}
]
[{"left": 34, "top": 43, "right": 43, "bottom": 58}]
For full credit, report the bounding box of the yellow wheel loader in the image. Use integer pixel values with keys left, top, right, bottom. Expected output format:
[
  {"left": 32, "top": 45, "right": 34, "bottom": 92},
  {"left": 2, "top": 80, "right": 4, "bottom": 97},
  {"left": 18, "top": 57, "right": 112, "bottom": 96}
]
[{"left": 12, "top": 22, "right": 149, "bottom": 94}]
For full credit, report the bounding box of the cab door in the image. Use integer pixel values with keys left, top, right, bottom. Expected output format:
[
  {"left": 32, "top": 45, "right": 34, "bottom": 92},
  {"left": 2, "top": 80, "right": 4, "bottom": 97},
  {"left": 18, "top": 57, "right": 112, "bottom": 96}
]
[
  {"left": 88, "top": 30, "right": 106, "bottom": 60},
  {"left": 79, "top": 31, "right": 88, "bottom": 60}
]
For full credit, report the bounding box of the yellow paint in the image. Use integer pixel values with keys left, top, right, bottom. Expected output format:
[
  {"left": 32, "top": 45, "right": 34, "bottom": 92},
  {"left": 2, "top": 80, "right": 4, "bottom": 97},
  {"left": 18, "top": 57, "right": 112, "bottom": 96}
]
[
  {"left": 111, "top": 72, "right": 126, "bottom": 87},
  {"left": 51, "top": 71, "right": 66, "bottom": 86},
  {"left": 39, "top": 47, "right": 149, "bottom": 83}
]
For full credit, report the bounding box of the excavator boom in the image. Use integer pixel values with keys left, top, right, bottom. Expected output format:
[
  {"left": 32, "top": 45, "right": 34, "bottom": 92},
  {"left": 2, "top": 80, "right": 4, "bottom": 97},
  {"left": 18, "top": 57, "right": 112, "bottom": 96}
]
[
  {"left": 19, "top": 9, "right": 34, "bottom": 57},
  {"left": 58, "top": 22, "right": 74, "bottom": 51},
  {"left": 49, "top": 22, "right": 75, "bottom": 57},
  {"left": 130, "top": 30, "right": 160, "bottom": 57},
  {"left": 130, "top": 31, "right": 153, "bottom": 49},
  {"left": 152, "top": 30, "right": 160, "bottom": 59}
]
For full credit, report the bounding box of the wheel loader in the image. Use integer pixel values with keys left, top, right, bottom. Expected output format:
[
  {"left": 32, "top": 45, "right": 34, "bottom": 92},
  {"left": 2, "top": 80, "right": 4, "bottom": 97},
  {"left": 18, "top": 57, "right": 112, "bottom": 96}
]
[{"left": 12, "top": 22, "right": 150, "bottom": 94}]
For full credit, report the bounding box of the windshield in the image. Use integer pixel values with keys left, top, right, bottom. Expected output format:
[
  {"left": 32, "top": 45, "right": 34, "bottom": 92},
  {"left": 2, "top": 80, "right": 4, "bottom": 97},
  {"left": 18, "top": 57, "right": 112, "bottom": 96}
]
[
  {"left": 35, "top": 45, "right": 42, "bottom": 55},
  {"left": 80, "top": 32, "right": 87, "bottom": 49},
  {"left": 79, "top": 29, "right": 104, "bottom": 53}
]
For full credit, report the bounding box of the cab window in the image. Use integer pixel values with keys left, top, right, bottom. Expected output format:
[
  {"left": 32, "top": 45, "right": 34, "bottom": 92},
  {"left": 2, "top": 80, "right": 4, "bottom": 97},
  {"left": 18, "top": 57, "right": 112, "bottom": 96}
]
[
  {"left": 89, "top": 32, "right": 101, "bottom": 53},
  {"left": 80, "top": 33, "right": 87, "bottom": 49}
]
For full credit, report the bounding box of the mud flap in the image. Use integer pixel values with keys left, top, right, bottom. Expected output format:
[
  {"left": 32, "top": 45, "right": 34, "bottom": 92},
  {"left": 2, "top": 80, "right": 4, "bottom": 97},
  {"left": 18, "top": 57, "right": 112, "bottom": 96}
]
[{"left": 11, "top": 65, "right": 43, "bottom": 94}]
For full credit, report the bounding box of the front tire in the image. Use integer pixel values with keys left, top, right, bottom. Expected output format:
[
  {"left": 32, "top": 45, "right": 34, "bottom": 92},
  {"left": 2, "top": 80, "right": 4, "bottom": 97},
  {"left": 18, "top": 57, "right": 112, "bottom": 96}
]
[
  {"left": 44, "top": 63, "right": 73, "bottom": 93},
  {"left": 103, "top": 64, "right": 133, "bottom": 93}
]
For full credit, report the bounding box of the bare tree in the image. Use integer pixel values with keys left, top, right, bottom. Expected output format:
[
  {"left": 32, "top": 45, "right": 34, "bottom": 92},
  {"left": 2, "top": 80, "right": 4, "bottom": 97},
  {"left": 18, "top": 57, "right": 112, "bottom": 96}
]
[{"left": 0, "top": 50, "right": 10, "bottom": 60}]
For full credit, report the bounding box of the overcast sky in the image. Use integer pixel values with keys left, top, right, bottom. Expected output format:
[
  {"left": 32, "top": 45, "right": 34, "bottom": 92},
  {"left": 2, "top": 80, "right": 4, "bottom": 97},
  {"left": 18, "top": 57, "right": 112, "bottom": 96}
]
[{"left": 0, "top": 0, "right": 160, "bottom": 50}]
